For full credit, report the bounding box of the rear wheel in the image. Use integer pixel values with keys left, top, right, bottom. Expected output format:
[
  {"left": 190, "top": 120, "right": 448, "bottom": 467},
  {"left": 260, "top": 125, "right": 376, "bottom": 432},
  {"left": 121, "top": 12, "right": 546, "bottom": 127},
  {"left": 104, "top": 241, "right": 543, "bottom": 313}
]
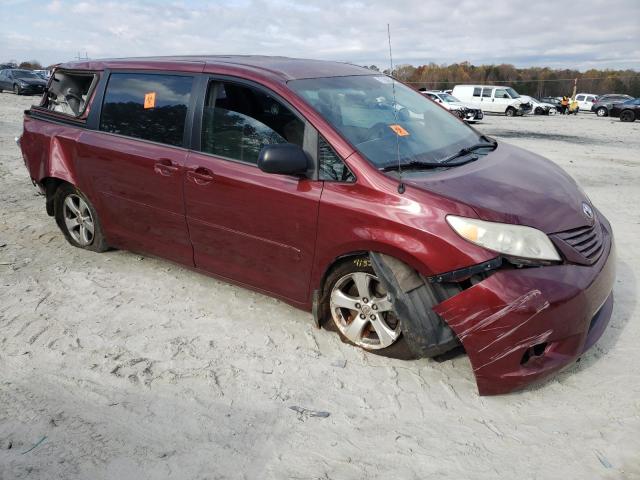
[
  {"left": 620, "top": 110, "right": 636, "bottom": 122},
  {"left": 596, "top": 107, "right": 608, "bottom": 117},
  {"left": 13, "top": 84, "right": 20, "bottom": 95},
  {"left": 54, "top": 184, "right": 109, "bottom": 252},
  {"left": 505, "top": 107, "right": 516, "bottom": 117},
  {"left": 323, "top": 258, "right": 413, "bottom": 358}
]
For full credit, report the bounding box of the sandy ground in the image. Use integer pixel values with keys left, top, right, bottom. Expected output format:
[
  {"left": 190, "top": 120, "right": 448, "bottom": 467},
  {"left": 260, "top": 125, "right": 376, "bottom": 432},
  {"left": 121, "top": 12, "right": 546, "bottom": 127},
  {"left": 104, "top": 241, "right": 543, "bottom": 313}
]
[{"left": 0, "top": 93, "right": 639, "bottom": 480}]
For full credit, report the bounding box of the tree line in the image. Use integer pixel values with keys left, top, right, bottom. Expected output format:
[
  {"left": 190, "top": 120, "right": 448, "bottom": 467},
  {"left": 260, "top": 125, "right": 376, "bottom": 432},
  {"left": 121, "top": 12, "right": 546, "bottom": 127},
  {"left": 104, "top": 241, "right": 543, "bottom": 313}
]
[{"left": 367, "top": 62, "right": 640, "bottom": 98}]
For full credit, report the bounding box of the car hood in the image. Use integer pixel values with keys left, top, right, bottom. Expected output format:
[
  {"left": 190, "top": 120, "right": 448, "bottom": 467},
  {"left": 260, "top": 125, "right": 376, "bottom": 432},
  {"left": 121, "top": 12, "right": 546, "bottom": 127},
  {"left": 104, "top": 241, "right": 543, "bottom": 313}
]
[
  {"left": 16, "top": 77, "right": 46, "bottom": 86},
  {"left": 404, "top": 142, "right": 591, "bottom": 233}
]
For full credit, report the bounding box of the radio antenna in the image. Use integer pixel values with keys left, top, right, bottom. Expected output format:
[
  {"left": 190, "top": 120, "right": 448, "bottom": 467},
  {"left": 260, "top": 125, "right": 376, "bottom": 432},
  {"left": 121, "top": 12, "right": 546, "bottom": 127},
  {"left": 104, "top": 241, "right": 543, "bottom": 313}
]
[{"left": 387, "top": 24, "right": 405, "bottom": 194}]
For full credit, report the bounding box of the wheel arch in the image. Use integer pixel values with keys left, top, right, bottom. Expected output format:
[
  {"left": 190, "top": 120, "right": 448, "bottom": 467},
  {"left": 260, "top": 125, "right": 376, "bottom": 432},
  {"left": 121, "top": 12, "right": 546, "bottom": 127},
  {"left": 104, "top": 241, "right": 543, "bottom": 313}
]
[
  {"left": 314, "top": 243, "right": 432, "bottom": 298},
  {"left": 40, "top": 177, "right": 73, "bottom": 216}
]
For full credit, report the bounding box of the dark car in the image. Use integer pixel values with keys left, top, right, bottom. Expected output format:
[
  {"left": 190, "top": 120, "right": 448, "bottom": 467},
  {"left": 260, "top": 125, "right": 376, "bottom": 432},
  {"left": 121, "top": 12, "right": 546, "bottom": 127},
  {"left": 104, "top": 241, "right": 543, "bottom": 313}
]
[
  {"left": 539, "top": 96, "right": 562, "bottom": 112},
  {"left": 18, "top": 56, "right": 615, "bottom": 396},
  {"left": 591, "top": 94, "right": 634, "bottom": 117},
  {"left": 609, "top": 98, "right": 640, "bottom": 122},
  {"left": 0, "top": 69, "right": 47, "bottom": 95}
]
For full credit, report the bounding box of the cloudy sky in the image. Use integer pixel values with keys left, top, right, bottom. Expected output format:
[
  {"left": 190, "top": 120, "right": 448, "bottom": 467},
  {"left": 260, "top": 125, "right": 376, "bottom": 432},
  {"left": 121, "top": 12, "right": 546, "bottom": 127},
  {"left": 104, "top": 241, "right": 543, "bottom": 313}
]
[{"left": 2, "top": 0, "right": 639, "bottom": 70}]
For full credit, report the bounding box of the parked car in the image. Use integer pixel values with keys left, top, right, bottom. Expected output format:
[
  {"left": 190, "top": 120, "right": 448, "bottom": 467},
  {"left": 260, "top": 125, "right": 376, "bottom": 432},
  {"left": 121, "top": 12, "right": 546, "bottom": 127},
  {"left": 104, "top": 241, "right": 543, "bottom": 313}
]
[
  {"left": 539, "top": 96, "right": 562, "bottom": 112},
  {"left": 591, "top": 94, "right": 634, "bottom": 117},
  {"left": 609, "top": 98, "right": 640, "bottom": 122},
  {"left": 452, "top": 85, "right": 532, "bottom": 116},
  {"left": 520, "top": 95, "right": 556, "bottom": 115},
  {"left": 575, "top": 93, "right": 598, "bottom": 112},
  {"left": 32, "top": 69, "right": 50, "bottom": 80},
  {"left": 420, "top": 90, "right": 484, "bottom": 122},
  {"left": 0, "top": 68, "right": 47, "bottom": 95},
  {"left": 18, "top": 56, "right": 615, "bottom": 396}
]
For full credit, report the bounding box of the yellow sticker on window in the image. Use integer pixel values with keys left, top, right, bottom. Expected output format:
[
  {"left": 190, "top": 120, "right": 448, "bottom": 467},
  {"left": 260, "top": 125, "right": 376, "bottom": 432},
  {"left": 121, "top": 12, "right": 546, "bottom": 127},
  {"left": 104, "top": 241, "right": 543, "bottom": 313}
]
[
  {"left": 389, "top": 124, "right": 409, "bottom": 136},
  {"left": 144, "top": 92, "right": 156, "bottom": 109}
]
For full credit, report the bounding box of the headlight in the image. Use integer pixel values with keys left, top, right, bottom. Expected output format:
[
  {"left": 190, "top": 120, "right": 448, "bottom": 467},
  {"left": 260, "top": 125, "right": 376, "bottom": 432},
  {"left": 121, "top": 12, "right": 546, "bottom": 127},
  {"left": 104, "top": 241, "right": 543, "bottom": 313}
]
[{"left": 447, "top": 215, "right": 561, "bottom": 262}]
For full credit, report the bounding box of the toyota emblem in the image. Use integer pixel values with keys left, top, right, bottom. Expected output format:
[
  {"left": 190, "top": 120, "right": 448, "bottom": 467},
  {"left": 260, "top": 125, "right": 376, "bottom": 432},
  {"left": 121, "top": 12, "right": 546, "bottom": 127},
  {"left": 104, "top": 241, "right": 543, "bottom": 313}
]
[{"left": 582, "top": 202, "right": 594, "bottom": 220}]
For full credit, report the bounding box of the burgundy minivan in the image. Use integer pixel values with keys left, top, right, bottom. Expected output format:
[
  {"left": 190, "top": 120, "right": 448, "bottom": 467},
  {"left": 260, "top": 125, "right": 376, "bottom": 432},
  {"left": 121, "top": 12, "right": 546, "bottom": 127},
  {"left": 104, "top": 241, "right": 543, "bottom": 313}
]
[{"left": 19, "top": 56, "right": 615, "bottom": 395}]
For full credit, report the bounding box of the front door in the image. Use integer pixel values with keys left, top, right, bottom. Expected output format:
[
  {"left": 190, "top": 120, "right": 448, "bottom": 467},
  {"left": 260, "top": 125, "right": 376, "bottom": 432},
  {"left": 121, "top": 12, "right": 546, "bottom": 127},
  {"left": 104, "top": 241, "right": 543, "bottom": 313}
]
[
  {"left": 493, "top": 87, "right": 512, "bottom": 113},
  {"left": 184, "top": 79, "right": 322, "bottom": 303},
  {"left": 77, "top": 72, "right": 196, "bottom": 264}
]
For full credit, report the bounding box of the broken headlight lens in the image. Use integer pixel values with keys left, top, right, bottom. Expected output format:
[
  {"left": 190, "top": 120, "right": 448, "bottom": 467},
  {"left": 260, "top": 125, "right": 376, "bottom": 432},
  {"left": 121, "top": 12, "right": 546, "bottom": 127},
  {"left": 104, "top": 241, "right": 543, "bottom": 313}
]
[{"left": 447, "top": 215, "right": 561, "bottom": 262}]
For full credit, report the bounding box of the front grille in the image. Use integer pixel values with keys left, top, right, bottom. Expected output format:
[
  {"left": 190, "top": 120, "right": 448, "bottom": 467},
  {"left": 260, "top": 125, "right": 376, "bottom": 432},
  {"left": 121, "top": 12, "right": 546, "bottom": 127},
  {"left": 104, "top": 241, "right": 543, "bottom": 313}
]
[{"left": 555, "top": 221, "right": 604, "bottom": 263}]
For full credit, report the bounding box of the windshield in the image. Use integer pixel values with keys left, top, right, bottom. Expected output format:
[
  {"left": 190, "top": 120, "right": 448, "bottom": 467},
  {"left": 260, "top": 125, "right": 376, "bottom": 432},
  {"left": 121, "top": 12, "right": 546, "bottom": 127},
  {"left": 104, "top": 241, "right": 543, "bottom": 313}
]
[
  {"left": 13, "top": 70, "right": 39, "bottom": 78},
  {"left": 439, "top": 93, "right": 461, "bottom": 103},
  {"left": 505, "top": 87, "right": 520, "bottom": 98},
  {"left": 289, "top": 75, "right": 479, "bottom": 169}
]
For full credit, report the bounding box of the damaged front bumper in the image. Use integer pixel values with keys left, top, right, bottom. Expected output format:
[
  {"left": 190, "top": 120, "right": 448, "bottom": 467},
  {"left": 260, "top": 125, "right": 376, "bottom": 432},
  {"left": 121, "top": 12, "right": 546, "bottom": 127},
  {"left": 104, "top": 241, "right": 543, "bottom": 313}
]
[{"left": 434, "top": 218, "right": 615, "bottom": 395}]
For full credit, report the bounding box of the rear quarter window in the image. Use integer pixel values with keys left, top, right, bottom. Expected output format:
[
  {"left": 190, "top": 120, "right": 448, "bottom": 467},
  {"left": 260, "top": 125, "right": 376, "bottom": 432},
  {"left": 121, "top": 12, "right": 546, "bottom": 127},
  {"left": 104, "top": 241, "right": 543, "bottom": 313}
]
[
  {"left": 44, "top": 70, "right": 98, "bottom": 118},
  {"left": 99, "top": 73, "right": 193, "bottom": 147}
]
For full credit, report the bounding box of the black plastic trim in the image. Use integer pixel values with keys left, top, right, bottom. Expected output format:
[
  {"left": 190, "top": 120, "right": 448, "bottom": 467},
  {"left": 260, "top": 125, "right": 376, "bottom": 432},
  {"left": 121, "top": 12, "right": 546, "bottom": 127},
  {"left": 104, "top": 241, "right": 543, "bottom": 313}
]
[{"left": 427, "top": 257, "right": 503, "bottom": 283}]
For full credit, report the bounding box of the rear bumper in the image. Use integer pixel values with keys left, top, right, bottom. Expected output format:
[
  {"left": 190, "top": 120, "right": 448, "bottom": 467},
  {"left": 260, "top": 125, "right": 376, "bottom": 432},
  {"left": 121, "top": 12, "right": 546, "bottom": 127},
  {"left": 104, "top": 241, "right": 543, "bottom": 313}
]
[{"left": 434, "top": 215, "right": 616, "bottom": 395}]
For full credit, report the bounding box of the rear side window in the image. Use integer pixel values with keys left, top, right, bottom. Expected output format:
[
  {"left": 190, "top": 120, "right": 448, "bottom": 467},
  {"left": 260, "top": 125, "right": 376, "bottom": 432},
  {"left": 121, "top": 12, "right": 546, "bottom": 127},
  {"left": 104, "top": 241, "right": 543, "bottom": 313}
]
[
  {"left": 482, "top": 88, "right": 492, "bottom": 98},
  {"left": 46, "top": 70, "right": 98, "bottom": 118},
  {"left": 473, "top": 87, "right": 481, "bottom": 97},
  {"left": 100, "top": 73, "right": 193, "bottom": 147},
  {"left": 576, "top": 95, "right": 585, "bottom": 101},
  {"left": 200, "top": 81, "right": 304, "bottom": 164}
]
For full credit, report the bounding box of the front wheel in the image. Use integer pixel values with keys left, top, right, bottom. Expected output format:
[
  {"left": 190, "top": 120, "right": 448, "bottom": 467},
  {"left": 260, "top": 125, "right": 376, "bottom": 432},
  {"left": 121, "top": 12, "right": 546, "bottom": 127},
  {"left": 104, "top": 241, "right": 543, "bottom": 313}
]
[
  {"left": 620, "top": 110, "right": 636, "bottom": 122},
  {"left": 323, "top": 258, "right": 413, "bottom": 358},
  {"left": 505, "top": 107, "right": 516, "bottom": 117},
  {"left": 54, "top": 184, "right": 109, "bottom": 252},
  {"left": 13, "top": 84, "right": 21, "bottom": 95},
  {"left": 596, "top": 107, "right": 608, "bottom": 117}
]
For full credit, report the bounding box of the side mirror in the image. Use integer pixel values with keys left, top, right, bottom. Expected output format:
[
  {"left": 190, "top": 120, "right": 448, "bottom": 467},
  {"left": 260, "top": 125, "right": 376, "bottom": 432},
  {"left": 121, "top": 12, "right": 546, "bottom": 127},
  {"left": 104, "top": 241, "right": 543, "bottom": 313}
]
[
  {"left": 258, "top": 143, "right": 309, "bottom": 176},
  {"left": 503, "top": 94, "right": 509, "bottom": 98}
]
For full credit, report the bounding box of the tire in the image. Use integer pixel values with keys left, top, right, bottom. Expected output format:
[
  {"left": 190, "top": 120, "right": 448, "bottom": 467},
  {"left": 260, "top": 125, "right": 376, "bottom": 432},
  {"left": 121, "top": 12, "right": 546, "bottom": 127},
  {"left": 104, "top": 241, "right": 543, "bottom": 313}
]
[
  {"left": 534, "top": 107, "right": 543, "bottom": 115},
  {"left": 620, "top": 110, "right": 636, "bottom": 122},
  {"left": 54, "top": 184, "right": 109, "bottom": 252},
  {"left": 505, "top": 107, "right": 516, "bottom": 117},
  {"left": 596, "top": 107, "right": 608, "bottom": 117},
  {"left": 13, "top": 84, "right": 21, "bottom": 95},
  {"left": 321, "top": 256, "right": 414, "bottom": 359}
]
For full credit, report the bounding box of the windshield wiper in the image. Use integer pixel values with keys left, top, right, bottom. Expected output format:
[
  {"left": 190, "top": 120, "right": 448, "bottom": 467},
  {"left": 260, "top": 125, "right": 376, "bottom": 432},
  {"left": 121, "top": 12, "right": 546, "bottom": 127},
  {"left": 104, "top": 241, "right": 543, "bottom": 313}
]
[
  {"left": 380, "top": 137, "right": 498, "bottom": 172},
  {"left": 440, "top": 138, "right": 497, "bottom": 164},
  {"left": 381, "top": 158, "right": 476, "bottom": 172}
]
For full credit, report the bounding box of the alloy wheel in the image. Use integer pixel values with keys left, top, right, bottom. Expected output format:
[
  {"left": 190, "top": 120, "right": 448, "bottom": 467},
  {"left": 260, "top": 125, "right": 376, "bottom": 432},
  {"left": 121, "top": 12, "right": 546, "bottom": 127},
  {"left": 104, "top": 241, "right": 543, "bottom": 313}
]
[
  {"left": 63, "top": 194, "right": 95, "bottom": 246},
  {"left": 329, "top": 272, "right": 400, "bottom": 349}
]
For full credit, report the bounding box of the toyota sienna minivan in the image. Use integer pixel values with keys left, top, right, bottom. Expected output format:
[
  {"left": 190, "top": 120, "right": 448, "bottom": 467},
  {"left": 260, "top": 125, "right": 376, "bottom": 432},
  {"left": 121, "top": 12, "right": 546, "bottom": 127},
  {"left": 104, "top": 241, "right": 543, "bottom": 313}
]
[{"left": 18, "top": 56, "right": 615, "bottom": 395}]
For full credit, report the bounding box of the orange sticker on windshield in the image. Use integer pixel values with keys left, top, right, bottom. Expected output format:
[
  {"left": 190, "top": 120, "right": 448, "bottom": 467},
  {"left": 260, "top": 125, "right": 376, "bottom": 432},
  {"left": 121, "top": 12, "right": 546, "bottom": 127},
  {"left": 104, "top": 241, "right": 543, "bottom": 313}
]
[
  {"left": 389, "top": 124, "right": 409, "bottom": 136},
  {"left": 144, "top": 92, "right": 156, "bottom": 109}
]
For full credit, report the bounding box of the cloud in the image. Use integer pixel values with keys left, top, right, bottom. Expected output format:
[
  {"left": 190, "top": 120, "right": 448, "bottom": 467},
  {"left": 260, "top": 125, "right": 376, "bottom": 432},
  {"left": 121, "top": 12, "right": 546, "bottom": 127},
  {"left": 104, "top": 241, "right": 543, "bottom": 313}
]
[{"left": 2, "top": 0, "right": 639, "bottom": 70}]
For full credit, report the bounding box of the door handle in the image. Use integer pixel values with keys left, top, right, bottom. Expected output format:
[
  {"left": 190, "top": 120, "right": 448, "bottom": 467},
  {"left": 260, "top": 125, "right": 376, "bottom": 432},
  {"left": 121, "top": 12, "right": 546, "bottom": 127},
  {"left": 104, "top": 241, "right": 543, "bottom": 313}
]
[
  {"left": 154, "top": 158, "right": 179, "bottom": 176},
  {"left": 187, "top": 167, "right": 214, "bottom": 185}
]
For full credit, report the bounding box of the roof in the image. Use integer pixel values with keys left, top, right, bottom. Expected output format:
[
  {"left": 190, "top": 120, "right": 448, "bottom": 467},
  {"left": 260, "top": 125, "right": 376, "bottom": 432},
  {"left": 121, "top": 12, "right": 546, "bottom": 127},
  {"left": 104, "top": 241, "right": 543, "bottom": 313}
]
[{"left": 58, "top": 55, "right": 376, "bottom": 81}]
